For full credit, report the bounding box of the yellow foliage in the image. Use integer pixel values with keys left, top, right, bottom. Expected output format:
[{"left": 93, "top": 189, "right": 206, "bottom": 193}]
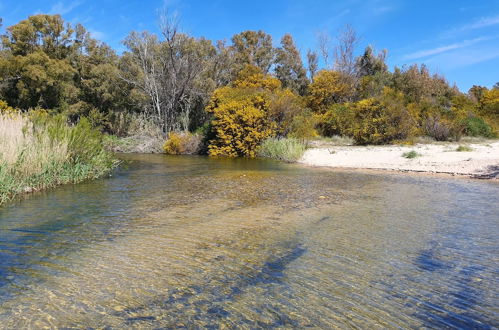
[
  {"left": 0, "top": 100, "right": 16, "bottom": 114},
  {"left": 348, "top": 88, "right": 417, "bottom": 145},
  {"left": 163, "top": 132, "right": 201, "bottom": 155},
  {"left": 479, "top": 89, "right": 499, "bottom": 131},
  {"left": 307, "top": 70, "right": 351, "bottom": 113},
  {"left": 233, "top": 65, "right": 281, "bottom": 91},
  {"left": 206, "top": 90, "right": 276, "bottom": 157}
]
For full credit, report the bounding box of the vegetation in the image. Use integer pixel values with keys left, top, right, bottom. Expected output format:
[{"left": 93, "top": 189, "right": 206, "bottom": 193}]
[
  {"left": 0, "top": 110, "right": 116, "bottom": 205},
  {"left": 456, "top": 145, "right": 473, "bottom": 152},
  {"left": 163, "top": 132, "right": 201, "bottom": 155},
  {"left": 0, "top": 13, "right": 497, "bottom": 167},
  {"left": 257, "top": 138, "right": 306, "bottom": 162},
  {"left": 402, "top": 150, "right": 421, "bottom": 159}
]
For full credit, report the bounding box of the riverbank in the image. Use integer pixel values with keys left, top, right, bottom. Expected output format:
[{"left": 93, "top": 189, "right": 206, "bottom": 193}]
[
  {"left": 299, "top": 141, "right": 499, "bottom": 179},
  {"left": 0, "top": 113, "right": 117, "bottom": 205}
]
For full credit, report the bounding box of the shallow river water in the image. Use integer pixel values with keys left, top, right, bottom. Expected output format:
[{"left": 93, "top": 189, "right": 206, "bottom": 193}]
[{"left": 0, "top": 154, "right": 498, "bottom": 328}]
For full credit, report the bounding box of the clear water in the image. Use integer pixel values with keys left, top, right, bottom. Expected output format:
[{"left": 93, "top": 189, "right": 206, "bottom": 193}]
[{"left": 0, "top": 154, "right": 498, "bottom": 328}]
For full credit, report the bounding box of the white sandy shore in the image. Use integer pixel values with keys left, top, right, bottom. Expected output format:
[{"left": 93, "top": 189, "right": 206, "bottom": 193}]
[{"left": 299, "top": 141, "right": 499, "bottom": 178}]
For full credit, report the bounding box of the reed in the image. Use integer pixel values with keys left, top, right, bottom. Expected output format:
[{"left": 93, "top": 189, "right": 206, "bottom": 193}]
[{"left": 0, "top": 112, "right": 117, "bottom": 205}]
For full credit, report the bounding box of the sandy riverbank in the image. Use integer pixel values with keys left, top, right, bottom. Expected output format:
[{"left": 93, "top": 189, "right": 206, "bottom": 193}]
[{"left": 299, "top": 141, "right": 499, "bottom": 179}]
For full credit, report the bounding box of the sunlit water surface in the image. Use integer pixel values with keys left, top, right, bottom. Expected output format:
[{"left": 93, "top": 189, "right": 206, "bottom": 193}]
[{"left": 0, "top": 154, "right": 498, "bottom": 328}]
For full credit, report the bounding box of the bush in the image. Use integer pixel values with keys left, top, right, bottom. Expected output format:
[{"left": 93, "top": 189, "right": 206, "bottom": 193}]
[
  {"left": 163, "top": 132, "right": 201, "bottom": 155},
  {"left": 402, "top": 150, "right": 421, "bottom": 159},
  {"left": 257, "top": 138, "right": 306, "bottom": 162},
  {"left": 288, "top": 110, "right": 318, "bottom": 141},
  {"left": 464, "top": 116, "right": 494, "bottom": 138},
  {"left": 456, "top": 145, "right": 473, "bottom": 152},
  {"left": 316, "top": 104, "right": 354, "bottom": 137},
  {"left": 206, "top": 71, "right": 280, "bottom": 158},
  {"left": 349, "top": 88, "right": 417, "bottom": 145}
]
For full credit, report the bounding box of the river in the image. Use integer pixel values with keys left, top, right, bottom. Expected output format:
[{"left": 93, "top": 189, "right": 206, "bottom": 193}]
[{"left": 0, "top": 154, "right": 498, "bottom": 328}]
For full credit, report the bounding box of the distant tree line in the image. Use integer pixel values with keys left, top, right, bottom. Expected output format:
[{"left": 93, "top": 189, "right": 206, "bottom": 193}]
[{"left": 0, "top": 14, "right": 497, "bottom": 155}]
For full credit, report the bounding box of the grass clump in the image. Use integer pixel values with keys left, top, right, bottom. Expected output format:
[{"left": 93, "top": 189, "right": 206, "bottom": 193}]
[
  {"left": 0, "top": 111, "right": 117, "bottom": 205},
  {"left": 402, "top": 150, "right": 421, "bottom": 159},
  {"left": 456, "top": 145, "right": 473, "bottom": 152},
  {"left": 257, "top": 138, "right": 306, "bottom": 162}
]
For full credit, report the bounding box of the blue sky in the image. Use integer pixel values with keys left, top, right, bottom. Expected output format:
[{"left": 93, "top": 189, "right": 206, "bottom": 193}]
[{"left": 1, "top": 0, "right": 499, "bottom": 91}]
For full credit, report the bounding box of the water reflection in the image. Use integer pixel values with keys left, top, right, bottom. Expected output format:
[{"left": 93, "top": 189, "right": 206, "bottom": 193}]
[{"left": 0, "top": 154, "right": 497, "bottom": 328}]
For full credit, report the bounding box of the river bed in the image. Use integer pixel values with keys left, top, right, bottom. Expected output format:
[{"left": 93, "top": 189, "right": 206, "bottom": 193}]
[{"left": 0, "top": 154, "right": 498, "bottom": 328}]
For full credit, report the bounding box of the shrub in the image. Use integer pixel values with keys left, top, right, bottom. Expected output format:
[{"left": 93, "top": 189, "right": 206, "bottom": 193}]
[
  {"left": 257, "top": 138, "right": 306, "bottom": 162},
  {"left": 316, "top": 104, "right": 354, "bottom": 137},
  {"left": 206, "top": 71, "right": 279, "bottom": 158},
  {"left": 307, "top": 70, "right": 351, "bottom": 113},
  {"left": 464, "top": 116, "right": 494, "bottom": 138},
  {"left": 456, "top": 145, "right": 473, "bottom": 152},
  {"left": 288, "top": 110, "right": 318, "bottom": 142},
  {"left": 163, "top": 132, "right": 201, "bottom": 155},
  {"left": 349, "top": 88, "right": 417, "bottom": 145},
  {"left": 402, "top": 150, "right": 421, "bottom": 159}
]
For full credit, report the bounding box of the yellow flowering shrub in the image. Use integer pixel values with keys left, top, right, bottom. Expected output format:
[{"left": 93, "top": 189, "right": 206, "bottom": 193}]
[
  {"left": 348, "top": 88, "right": 417, "bottom": 145},
  {"left": 163, "top": 132, "right": 201, "bottom": 155},
  {"left": 307, "top": 70, "right": 351, "bottom": 113},
  {"left": 206, "top": 88, "right": 275, "bottom": 157}
]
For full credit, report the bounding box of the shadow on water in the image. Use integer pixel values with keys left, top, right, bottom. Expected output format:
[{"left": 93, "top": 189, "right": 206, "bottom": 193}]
[
  {"left": 106, "top": 241, "right": 307, "bottom": 328},
  {"left": 0, "top": 154, "right": 498, "bottom": 328}
]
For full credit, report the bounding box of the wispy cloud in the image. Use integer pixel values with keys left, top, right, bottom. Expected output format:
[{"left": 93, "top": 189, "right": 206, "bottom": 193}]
[
  {"left": 426, "top": 48, "right": 499, "bottom": 70},
  {"left": 460, "top": 14, "right": 499, "bottom": 31},
  {"left": 48, "top": 1, "right": 82, "bottom": 15},
  {"left": 442, "top": 14, "right": 499, "bottom": 38},
  {"left": 403, "top": 36, "right": 496, "bottom": 60}
]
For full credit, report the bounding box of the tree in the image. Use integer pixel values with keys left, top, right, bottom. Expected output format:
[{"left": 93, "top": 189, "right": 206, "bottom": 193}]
[
  {"left": 356, "top": 46, "right": 387, "bottom": 78},
  {"left": 334, "top": 24, "right": 359, "bottom": 79},
  {"left": 306, "top": 49, "right": 318, "bottom": 81},
  {"left": 274, "top": 34, "right": 308, "bottom": 95},
  {"left": 0, "top": 15, "right": 77, "bottom": 109},
  {"left": 120, "top": 11, "right": 216, "bottom": 132},
  {"left": 230, "top": 30, "right": 275, "bottom": 75},
  {"left": 468, "top": 85, "right": 488, "bottom": 103}
]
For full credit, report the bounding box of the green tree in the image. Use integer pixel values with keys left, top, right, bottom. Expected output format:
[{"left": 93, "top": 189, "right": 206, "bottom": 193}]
[
  {"left": 274, "top": 34, "right": 308, "bottom": 95},
  {"left": 231, "top": 30, "right": 275, "bottom": 74}
]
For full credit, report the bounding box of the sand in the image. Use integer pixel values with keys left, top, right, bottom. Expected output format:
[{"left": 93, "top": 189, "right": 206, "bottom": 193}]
[{"left": 299, "top": 141, "right": 499, "bottom": 179}]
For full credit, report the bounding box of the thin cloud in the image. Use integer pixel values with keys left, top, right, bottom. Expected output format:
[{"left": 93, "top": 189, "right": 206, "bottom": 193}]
[
  {"left": 442, "top": 14, "right": 499, "bottom": 38},
  {"left": 426, "top": 49, "right": 499, "bottom": 70},
  {"left": 403, "top": 36, "right": 495, "bottom": 60},
  {"left": 461, "top": 14, "right": 499, "bottom": 30},
  {"left": 48, "top": 1, "right": 82, "bottom": 15}
]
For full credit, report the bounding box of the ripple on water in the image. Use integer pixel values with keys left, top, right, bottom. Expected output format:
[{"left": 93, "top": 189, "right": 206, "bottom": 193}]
[{"left": 0, "top": 154, "right": 498, "bottom": 328}]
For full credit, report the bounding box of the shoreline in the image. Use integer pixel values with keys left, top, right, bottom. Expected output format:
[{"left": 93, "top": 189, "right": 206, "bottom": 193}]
[{"left": 298, "top": 141, "right": 499, "bottom": 180}]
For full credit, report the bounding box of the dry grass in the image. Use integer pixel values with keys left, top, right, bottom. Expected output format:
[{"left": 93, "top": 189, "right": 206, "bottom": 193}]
[{"left": 0, "top": 112, "right": 116, "bottom": 205}]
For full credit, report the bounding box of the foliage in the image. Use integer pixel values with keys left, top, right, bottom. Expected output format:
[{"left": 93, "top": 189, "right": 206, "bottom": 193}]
[
  {"left": 316, "top": 104, "right": 354, "bottom": 137},
  {"left": 206, "top": 86, "right": 276, "bottom": 157},
  {"left": 0, "top": 111, "right": 116, "bottom": 205},
  {"left": 348, "top": 88, "right": 417, "bottom": 145},
  {"left": 307, "top": 70, "right": 351, "bottom": 113},
  {"left": 464, "top": 116, "right": 494, "bottom": 138},
  {"left": 257, "top": 138, "right": 306, "bottom": 162},
  {"left": 288, "top": 110, "right": 318, "bottom": 141},
  {"left": 163, "top": 132, "right": 201, "bottom": 155},
  {"left": 402, "top": 150, "right": 420, "bottom": 159},
  {"left": 456, "top": 145, "right": 473, "bottom": 152},
  {"left": 274, "top": 34, "right": 308, "bottom": 95}
]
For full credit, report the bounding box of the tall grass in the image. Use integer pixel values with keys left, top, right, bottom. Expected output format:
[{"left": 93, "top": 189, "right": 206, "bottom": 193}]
[
  {"left": 257, "top": 138, "right": 306, "bottom": 162},
  {"left": 0, "top": 112, "right": 117, "bottom": 205}
]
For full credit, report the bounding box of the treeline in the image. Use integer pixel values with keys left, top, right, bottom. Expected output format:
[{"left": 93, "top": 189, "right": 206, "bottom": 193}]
[{"left": 0, "top": 14, "right": 497, "bottom": 157}]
